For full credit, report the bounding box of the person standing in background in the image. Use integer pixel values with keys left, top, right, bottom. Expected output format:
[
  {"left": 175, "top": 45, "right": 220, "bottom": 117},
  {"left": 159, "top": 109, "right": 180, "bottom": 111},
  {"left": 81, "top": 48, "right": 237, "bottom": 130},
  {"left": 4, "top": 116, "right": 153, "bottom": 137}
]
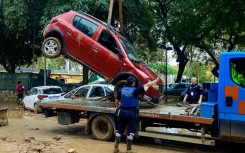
[
  {"left": 16, "top": 81, "right": 24, "bottom": 105},
  {"left": 183, "top": 77, "right": 203, "bottom": 104}
]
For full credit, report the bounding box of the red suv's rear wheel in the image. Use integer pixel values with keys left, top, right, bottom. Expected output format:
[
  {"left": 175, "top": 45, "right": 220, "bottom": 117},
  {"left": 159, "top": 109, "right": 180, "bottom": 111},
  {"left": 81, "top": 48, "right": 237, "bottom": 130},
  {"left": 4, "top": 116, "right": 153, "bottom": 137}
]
[{"left": 42, "top": 37, "right": 62, "bottom": 58}]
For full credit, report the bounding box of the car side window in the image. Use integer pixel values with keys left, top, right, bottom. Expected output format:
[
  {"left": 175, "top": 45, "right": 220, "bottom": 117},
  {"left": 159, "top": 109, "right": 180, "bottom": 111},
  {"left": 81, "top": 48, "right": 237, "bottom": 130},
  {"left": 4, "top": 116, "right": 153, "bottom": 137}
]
[
  {"left": 179, "top": 84, "right": 185, "bottom": 88},
  {"left": 89, "top": 86, "right": 104, "bottom": 97},
  {"left": 64, "top": 92, "right": 72, "bottom": 98},
  {"left": 174, "top": 85, "right": 181, "bottom": 89},
  {"left": 38, "top": 89, "right": 42, "bottom": 94},
  {"left": 73, "top": 16, "right": 98, "bottom": 37},
  {"left": 32, "top": 88, "right": 38, "bottom": 95},
  {"left": 230, "top": 58, "right": 245, "bottom": 86},
  {"left": 98, "top": 30, "right": 120, "bottom": 55},
  {"left": 104, "top": 87, "right": 113, "bottom": 95},
  {"left": 28, "top": 88, "right": 35, "bottom": 95},
  {"left": 75, "top": 86, "right": 90, "bottom": 98}
]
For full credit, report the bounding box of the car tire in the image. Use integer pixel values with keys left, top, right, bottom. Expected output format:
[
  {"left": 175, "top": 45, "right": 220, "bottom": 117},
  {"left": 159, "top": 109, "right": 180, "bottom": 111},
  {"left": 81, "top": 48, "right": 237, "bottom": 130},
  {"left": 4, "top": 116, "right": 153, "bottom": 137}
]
[
  {"left": 34, "top": 104, "right": 42, "bottom": 114},
  {"left": 114, "top": 80, "right": 127, "bottom": 99},
  {"left": 91, "top": 115, "right": 114, "bottom": 141},
  {"left": 42, "top": 37, "right": 62, "bottom": 58}
]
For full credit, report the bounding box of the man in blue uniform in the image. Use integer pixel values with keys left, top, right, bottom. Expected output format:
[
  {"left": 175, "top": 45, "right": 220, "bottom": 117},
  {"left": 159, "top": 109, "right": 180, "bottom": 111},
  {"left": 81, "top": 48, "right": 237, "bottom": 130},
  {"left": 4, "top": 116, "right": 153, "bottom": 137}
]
[
  {"left": 114, "top": 76, "right": 160, "bottom": 153},
  {"left": 183, "top": 77, "right": 203, "bottom": 104}
]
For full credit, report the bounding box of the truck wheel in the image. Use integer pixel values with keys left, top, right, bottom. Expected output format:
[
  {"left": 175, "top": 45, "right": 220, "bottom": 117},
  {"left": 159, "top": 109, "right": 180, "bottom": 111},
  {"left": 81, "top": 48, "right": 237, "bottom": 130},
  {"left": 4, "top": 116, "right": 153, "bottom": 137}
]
[
  {"left": 91, "top": 115, "right": 114, "bottom": 141},
  {"left": 114, "top": 80, "right": 127, "bottom": 98},
  {"left": 42, "top": 37, "right": 62, "bottom": 58}
]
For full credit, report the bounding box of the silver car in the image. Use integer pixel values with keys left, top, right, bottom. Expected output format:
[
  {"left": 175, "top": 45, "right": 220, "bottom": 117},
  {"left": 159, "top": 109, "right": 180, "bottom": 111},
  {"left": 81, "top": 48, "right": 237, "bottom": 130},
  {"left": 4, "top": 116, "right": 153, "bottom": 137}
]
[{"left": 57, "top": 84, "right": 114, "bottom": 101}]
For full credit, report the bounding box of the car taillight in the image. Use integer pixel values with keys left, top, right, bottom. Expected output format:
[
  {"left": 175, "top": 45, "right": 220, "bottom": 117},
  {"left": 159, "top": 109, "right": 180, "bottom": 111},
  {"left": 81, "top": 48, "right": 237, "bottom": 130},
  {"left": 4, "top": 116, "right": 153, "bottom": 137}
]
[
  {"left": 37, "top": 95, "right": 48, "bottom": 100},
  {"left": 61, "top": 92, "right": 66, "bottom": 96}
]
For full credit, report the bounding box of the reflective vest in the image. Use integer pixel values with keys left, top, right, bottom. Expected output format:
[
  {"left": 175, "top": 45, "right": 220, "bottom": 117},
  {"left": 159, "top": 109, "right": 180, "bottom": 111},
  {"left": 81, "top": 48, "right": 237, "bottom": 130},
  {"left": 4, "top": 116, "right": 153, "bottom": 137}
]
[{"left": 120, "top": 87, "right": 138, "bottom": 107}]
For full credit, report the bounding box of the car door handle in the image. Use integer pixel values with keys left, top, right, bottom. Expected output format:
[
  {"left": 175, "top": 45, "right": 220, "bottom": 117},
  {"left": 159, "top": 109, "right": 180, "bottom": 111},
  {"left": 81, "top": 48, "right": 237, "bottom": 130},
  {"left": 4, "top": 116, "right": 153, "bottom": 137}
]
[
  {"left": 67, "top": 29, "right": 73, "bottom": 35},
  {"left": 93, "top": 46, "right": 98, "bottom": 52}
]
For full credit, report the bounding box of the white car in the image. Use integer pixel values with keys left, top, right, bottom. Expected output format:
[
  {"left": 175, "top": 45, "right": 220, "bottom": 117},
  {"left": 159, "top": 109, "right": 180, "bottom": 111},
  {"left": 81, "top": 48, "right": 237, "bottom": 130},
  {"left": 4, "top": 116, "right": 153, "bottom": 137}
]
[
  {"left": 55, "top": 84, "right": 114, "bottom": 101},
  {"left": 23, "top": 86, "right": 64, "bottom": 113}
]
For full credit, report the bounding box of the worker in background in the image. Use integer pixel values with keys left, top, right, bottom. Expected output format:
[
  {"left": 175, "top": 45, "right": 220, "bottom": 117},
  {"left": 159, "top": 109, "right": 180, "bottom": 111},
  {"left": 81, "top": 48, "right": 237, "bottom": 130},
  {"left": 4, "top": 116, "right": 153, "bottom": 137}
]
[
  {"left": 114, "top": 76, "right": 161, "bottom": 153},
  {"left": 16, "top": 81, "right": 25, "bottom": 105},
  {"left": 183, "top": 77, "right": 203, "bottom": 104}
]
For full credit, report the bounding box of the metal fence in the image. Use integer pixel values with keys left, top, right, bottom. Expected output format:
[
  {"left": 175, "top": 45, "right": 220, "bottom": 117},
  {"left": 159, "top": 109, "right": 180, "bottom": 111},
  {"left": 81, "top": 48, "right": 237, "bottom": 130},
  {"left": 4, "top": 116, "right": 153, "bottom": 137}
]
[{"left": 0, "top": 73, "right": 64, "bottom": 91}]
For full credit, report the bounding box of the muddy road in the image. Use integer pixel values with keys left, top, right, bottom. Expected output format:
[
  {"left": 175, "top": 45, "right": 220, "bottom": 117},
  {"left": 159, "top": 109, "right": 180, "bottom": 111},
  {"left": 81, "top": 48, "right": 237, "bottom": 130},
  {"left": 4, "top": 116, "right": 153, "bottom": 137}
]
[{"left": 0, "top": 102, "right": 244, "bottom": 153}]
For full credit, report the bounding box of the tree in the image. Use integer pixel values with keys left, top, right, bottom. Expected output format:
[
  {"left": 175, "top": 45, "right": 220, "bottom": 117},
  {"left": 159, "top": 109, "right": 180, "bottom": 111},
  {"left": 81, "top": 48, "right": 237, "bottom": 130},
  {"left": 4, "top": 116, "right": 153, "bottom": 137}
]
[
  {"left": 0, "top": 0, "right": 46, "bottom": 73},
  {"left": 149, "top": 0, "right": 189, "bottom": 82},
  {"left": 151, "top": 0, "right": 245, "bottom": 80}
]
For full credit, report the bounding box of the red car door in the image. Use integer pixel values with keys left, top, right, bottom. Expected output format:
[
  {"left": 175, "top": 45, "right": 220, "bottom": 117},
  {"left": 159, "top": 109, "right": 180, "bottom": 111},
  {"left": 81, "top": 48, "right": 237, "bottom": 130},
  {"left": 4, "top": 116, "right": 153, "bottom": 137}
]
[
  {"left": 64, "top": 15, "right": 99, "bottom": 65},
  {"left": 86, "top": 28, "right": 123, "bottom": 78}
]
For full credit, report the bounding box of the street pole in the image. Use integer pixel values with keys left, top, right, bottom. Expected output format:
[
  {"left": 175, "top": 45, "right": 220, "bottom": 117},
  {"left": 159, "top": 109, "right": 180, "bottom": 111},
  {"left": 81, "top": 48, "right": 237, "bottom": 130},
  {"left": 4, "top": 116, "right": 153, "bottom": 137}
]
[
  {"left": 165, "top": 48, "right": 168, "bottom": 103},
  {"left": 160, "top": 44, "right": 172, "bottom": 103},
  {"left": 44, "top": 56, "right": 47, "bottom": 86}
]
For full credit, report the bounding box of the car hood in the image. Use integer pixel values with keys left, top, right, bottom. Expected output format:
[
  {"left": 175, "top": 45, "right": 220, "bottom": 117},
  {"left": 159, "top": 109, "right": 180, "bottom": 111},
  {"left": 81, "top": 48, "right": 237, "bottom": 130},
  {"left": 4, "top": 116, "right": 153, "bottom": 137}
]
[{"left": 133, "top": 62, "right": 157, "bottom": 80}]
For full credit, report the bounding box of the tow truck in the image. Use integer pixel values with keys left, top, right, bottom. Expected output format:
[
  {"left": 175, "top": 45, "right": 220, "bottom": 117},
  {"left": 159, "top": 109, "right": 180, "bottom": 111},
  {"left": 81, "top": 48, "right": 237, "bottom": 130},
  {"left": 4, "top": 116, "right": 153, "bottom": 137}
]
[{"left": 40, "top": 52, "right": 245, "bottom": 146}]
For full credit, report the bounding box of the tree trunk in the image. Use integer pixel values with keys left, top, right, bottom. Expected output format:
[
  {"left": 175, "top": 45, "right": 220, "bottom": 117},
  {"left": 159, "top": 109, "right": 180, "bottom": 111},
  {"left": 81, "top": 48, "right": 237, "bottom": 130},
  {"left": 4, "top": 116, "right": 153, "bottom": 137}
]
[
  {"left": 174, "top": 46, "right": 189, "bottom": 82},
  {"left": 195, "top": 44, "right": 219, "bottom": 78},
  {"left": 165, "top": 26, "right": 189, "bottom": 83}
]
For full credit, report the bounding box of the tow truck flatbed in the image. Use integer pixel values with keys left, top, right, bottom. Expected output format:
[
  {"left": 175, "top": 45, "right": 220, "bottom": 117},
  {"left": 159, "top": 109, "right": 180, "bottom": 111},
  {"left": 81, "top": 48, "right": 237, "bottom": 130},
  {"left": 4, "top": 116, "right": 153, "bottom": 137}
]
[
  {"left": 40, "top": 99, "right": 213, "bottom": 125},
  {"left": 40, "top": 99, "right": 214, "bottom": 145}
]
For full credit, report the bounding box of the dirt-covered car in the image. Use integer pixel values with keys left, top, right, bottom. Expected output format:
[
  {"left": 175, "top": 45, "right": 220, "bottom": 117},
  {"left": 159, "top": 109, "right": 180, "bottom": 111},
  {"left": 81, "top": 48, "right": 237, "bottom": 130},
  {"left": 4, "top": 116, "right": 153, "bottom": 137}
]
[
  {"left": 42, "top": 10, "right": 163, "bottom": 103},
  {"left": 23, "top": 86, "right": 64, "bottom": 113},
  {"left": 56, "top": 84, "right": 114, "bottom": 101}
]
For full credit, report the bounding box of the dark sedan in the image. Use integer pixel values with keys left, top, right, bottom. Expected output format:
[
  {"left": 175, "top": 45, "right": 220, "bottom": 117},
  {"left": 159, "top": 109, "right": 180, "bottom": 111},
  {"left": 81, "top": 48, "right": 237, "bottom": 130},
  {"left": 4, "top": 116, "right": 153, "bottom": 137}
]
[{"left": 164, "top": 82, "right": 190, "bottom": 96}]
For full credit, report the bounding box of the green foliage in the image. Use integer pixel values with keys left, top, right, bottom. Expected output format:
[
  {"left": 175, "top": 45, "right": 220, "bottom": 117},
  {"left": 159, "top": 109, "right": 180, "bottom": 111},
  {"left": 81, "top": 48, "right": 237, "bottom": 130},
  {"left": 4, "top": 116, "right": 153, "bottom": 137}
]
[
  {"left": 1, "top": 0, "right": 245, "bottom": 76},
  {"left": 184, "top": 61, "right": 213, "bottom": 83},
  {"left": 149, "top": 0, "right": 245, "bottom": 79},
  {"left": 149, "top": 62, "right": 177, "bottom": 75},
  {"left": 0, "top": 0, "right": 45, "bottom": 72},
  {"left": 3, "top": 0, "right": 27, "bottom": 34}
]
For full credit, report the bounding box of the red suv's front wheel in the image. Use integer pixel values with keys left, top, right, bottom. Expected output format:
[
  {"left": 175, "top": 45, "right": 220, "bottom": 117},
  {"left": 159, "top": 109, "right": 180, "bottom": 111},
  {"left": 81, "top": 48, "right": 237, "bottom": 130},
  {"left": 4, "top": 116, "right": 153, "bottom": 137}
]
[{"left": 42, "top": 37, "right": 62, "bottom": 58}]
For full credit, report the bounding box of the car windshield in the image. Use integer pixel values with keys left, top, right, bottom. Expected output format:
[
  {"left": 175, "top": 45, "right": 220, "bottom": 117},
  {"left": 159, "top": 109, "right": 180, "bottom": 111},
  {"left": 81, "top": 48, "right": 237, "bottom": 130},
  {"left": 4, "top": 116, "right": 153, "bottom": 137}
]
[
  {"left": 119, "top": 38, "right": 141, "bottom": 62},
  {"left": 170, "top": 84, "right": 177, "bottom": 88}
]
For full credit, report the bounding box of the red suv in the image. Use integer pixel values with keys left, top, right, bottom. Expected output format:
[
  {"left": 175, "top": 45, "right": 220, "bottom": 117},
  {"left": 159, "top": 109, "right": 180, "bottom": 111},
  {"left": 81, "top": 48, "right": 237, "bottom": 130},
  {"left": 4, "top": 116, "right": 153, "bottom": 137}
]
[{"left": 42, "top": 10, "right": 163, "bottom": 103}]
